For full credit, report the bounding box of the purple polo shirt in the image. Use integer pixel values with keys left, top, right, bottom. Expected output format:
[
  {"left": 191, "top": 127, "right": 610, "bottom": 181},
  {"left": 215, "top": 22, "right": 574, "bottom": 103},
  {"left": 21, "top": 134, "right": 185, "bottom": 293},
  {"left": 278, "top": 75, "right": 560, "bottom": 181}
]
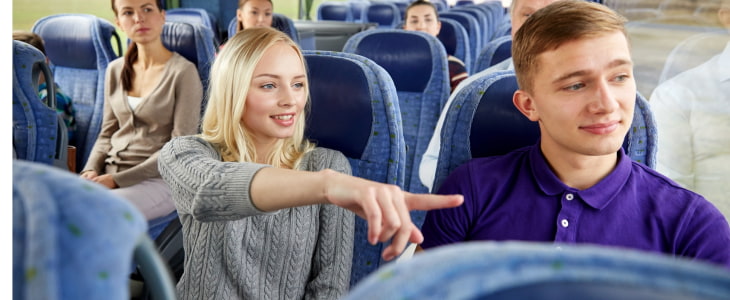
[{"left": 421, "top": 143, "right": 730, "bottom": 269}]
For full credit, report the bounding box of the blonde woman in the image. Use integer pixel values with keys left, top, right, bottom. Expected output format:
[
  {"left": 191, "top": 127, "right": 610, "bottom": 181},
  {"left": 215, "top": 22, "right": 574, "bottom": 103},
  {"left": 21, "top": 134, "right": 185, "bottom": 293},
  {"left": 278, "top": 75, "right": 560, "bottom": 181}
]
[{"left": 158, "top": 27, "right": 462, "bottom": 299}]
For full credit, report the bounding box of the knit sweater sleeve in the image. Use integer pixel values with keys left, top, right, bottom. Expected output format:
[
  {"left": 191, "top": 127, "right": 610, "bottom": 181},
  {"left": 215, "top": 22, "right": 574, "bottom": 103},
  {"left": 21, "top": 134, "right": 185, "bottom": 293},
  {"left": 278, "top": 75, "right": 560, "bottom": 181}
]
[
  {"left": 304, "top": 148, "right": 355, "bottom": 299},
  {"left": 158, "top": 135, "right": 275, "bottom": 221}
]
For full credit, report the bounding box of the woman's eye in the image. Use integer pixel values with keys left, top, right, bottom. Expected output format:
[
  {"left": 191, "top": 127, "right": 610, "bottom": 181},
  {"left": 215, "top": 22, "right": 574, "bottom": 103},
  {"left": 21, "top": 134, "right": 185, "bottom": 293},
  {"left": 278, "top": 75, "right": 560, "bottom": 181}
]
[
  {"left": 293, "top": 82, "right": 304, "bottom": 89},
  {"left": 261, "top": 83, "right": 275, "bottom": 89}
]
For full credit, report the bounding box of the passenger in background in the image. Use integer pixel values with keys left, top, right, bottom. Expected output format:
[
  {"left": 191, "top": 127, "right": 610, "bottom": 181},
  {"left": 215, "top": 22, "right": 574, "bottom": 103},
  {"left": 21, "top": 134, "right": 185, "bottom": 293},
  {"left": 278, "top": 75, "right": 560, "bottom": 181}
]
[
  {"left": 80, "top": 0, "right": 203, "bottom": 220},
  {"left": 650, "top": 0, "right": 730, "bottom": 223},
  {"left": 418, "top": 0, "right": 730, "bottom": 269},
  {"left": 158, "top": 27, "right": 463, "bottom": 299},
  {"left": 235, "top": 0, "right": 273, "bottom": 32},
  {"left": 403, "top": 0, "right": 468, "bottom": 93},
  {"left": 419, "top": 0, "right": 563, "bottom": 191},
  {"left": 13, "top": 30, "right": 77, "bottom": 146}
]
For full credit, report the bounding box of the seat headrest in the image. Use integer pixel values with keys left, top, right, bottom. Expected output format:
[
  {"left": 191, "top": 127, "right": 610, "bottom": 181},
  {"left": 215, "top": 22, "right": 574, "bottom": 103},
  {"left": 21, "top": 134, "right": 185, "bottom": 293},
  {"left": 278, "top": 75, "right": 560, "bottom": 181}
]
[
  {"left": 32, "top": 14, "right": 114, "bottom": 70},
  {"left": 437, "top": 19, "right": 460, "bottom": 57},
  {"left": 162, "top": 22, "right": 204, "bottom": 65},
  {"left": 350, "top": 31, "right": 434, "bottom": 92},
  {"left": 367, "top": 3, "right": 401, "bottom": 27},
  {"left": 304, "top": 55, "right": 372, "bottom": 158},
  {"left": 470, "top": 74, "right": 540, "bottom": 157}
]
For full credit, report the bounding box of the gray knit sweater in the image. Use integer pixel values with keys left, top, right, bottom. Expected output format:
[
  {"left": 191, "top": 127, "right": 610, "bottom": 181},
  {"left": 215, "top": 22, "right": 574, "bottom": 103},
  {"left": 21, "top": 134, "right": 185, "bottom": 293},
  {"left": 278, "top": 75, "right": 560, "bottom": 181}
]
[{"left": 158, "top": 135, "right": 355, "bottom": 299}]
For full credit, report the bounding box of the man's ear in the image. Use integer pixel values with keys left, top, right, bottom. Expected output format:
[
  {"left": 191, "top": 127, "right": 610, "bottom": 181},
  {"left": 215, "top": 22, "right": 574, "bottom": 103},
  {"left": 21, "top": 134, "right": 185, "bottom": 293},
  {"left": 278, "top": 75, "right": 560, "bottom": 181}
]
[{"left": 513, "top": 89, "right": 539, "bottom": 122}]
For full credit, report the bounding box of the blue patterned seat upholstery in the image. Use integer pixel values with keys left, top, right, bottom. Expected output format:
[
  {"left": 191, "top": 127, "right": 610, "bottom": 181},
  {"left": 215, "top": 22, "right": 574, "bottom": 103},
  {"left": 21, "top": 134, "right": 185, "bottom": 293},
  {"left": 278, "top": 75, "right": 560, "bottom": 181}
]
[
  {"left": 13, "top": 160, "right": 175, "bottom": 300},
  {"left": 433, "top": 70, "right": 657, "bottom": 192},
  {"left": 474, "top": 35, "right": 512, "bottom": 73},
  {"left": 165, "top": 8, "right": 220, "bottom": 46},
  {"left": 437, "top": 18, "right": 472, "bottom": 74},
  {"left": 343, "top": 29, "right": 450, "bottom": 199},
  {"left": 303, "top": 50, "right": 406, "bottom": 288},
  {"left": 440, "top": 11, "right": 483, "bottom": 71},
  {"left": 345, "top": 241, "right": 730, "bottom": 299},
  {"left": 32, "top": 14, "right": 120, "bottom": 171},
  {"left": 12, "top": 40, "right": 66, "bottom": 168}
]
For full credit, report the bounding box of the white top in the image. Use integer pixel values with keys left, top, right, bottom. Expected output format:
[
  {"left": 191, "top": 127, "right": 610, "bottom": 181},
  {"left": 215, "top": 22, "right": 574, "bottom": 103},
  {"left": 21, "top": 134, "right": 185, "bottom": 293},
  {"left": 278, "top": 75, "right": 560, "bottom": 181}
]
[
  {"left": 650, "top": 42, "right": 730, "bottom": 223},
  {"left": 127, "top": 95, "right": 143, "bottom": 110},
  {"left": 418, "top": 58, "right": 515, "bottom": 192}
]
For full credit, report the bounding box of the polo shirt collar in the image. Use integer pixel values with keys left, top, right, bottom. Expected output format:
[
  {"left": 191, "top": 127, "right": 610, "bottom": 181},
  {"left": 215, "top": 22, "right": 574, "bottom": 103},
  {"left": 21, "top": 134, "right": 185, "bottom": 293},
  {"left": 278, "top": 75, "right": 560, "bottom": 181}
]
[{"left": 529, "top": 144, "right": 632, "bottom": 210}]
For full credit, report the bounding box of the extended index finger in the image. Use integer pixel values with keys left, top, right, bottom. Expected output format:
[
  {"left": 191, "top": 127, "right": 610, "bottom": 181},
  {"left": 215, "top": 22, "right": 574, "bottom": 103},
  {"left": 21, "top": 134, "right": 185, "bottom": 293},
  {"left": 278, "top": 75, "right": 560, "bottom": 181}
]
[{"left": 403, "top": 193, "right": 464, "bottom": 211}]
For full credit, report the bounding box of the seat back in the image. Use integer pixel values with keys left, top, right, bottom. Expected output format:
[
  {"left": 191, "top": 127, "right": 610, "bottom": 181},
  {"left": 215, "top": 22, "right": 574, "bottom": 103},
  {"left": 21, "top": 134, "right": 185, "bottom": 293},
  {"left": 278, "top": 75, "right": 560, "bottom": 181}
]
[
  {"left": 474, "top": 35, "right": 512, "bottom": 72},
  {"left": 165, "top": 8, "right": 220, "bottom": 46},
  {"left": 32, "top": 13, "right": 120, "bottom": 171},
  {"left": 12, "top": 40, "right": 67, "bottom": 168},
  {"left": 343, "top": 29, "right": 449, "bottom": 214},
  {"left": 226, "top": 13, "right": 301, "bottom": 45},
  {"left": 13, "top": 160, "right": 175, "bottom": 300},
  {"left": 450, "top": 5, "right": 492, "bottom": 43},
  {"left": 437, "top": 18, "right": 472, "bottom": 74},
  {"left": 161, "top": 21, "right": 216, "bottom": 115},
  {"left": 433, "top": 70, "right": 658, "bottom": 192},
  {"left": 364, "top": 2, "right": 402, "bottom": 28},
  {"left": 440, "top": 11, "right": 482, "bottom": 71},
  {"left": 317, "top": 1, "right": 354, "bottom": 22},
  {"left": 345, "top": 241, "right": 730, "bottom": 300},
  {"left": 349, "top": 0, "right": 370, "bottom": 22},
  {"left": 302, "top": 50, "right": 406, "bottom": 288},
  {"left": 177, "top": 0, "right": 238, "bottom": 44}
]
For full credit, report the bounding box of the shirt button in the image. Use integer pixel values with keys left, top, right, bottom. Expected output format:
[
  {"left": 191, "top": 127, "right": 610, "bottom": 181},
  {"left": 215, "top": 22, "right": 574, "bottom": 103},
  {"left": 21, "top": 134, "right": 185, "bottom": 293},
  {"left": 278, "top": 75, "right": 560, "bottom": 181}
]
[
  {"left": 561, "top": 219, "right": 569, "bottom": 228},
  {"left": 566, "top": 193, "right": 574, "bottom": 201}
]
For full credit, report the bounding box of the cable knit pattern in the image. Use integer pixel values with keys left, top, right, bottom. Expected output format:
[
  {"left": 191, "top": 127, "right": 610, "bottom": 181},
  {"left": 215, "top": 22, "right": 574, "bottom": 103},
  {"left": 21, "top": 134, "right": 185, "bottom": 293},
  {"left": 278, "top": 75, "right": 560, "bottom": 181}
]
[{"left": 158, "top": 135, "right": 354, "bottom": 299}]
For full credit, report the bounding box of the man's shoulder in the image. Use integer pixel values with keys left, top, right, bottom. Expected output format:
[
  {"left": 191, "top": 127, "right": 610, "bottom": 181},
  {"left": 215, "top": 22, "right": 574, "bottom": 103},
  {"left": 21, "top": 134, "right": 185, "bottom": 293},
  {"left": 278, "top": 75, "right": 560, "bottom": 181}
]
[{"left": 629, "top": 161, "right": 705, "bottom": 201}]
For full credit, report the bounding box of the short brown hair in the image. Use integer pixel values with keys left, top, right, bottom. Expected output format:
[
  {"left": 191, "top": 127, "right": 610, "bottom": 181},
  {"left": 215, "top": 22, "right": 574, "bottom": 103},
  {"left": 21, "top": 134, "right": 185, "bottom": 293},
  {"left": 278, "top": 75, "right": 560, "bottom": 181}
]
[
  {"left": 512, "top": 0, "right": 628, "bottom": 92},
  {"left": 13, "top": 31, "right": 46, "bottom": 55}
]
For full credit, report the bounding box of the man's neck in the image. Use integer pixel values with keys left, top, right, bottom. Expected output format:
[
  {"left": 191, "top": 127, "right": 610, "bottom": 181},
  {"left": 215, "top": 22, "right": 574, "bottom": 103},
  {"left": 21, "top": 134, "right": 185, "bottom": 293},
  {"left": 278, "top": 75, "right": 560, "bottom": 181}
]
[{"left": 540, "top": 143, "right": 619, "bottom": 191}]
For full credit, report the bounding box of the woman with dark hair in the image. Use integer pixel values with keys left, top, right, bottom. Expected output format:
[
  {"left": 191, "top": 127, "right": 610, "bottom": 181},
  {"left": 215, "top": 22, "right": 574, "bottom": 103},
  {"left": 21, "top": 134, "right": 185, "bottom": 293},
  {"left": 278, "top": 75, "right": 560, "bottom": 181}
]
[{"left": 80, "top": 0, "right": 203, "bottom": 220}]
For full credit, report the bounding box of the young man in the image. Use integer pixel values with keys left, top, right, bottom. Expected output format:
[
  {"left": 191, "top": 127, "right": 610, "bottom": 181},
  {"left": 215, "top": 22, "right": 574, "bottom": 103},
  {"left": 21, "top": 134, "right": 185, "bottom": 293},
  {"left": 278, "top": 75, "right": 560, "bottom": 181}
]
[
  {"left": 418, "top": 0, "right": 730, "bottom": 269},
  {"left": 419, "top": 0, "right": 562, "bottom": 192}
]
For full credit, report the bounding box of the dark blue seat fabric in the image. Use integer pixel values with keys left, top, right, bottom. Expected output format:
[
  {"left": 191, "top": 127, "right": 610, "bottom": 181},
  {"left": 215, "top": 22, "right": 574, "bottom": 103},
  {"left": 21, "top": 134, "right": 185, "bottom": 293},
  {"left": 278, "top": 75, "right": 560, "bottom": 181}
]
[
  {"left": 364, "top": 2, "right": 402, "bottom": 28},
  {"left": 165, "top": 8, "right": 220, "bottom": 46},
  {"left": 433, "top": 70, "right": 657, "bottom": 192},
  {"left": 12, "top": 40, "right": 65, "bottom": 168},
  {"left": 177, "top": 0, "right": 238, "bottom": 44},
  {"left": 226, "top": 13, "right": 301, "bottom": 45},
  {"left": 302, "top": 50, "right": 406, "bottom": 289},
  {"left": 32, "top": 14, "right": 120, "bottom": 171},
  {"left": 474, "top": 35, "right": 512, "bottom": 72},
  {"left": 438, "top": 18, "right": 472, "bottom": 74},
  {"left": 343, "top": 29, "right": 450, "bottom": 224},
  {"left": 345, "top": 241, "right": 730, "bottom": 300},
  {"left": 440, "top": 11, "right": 482, "bottom": 71},
  {"left": 161, "top": 21, "right": 215, "bottom": 114},
  {"left": 317, "top": 1, "right": 354, "bottom": 22},
  {"left": 348, "top": 0, "right": 370, "bottom": 22},
  {"left": 450, "top": 6, "right": 492, "bottom": 44}
]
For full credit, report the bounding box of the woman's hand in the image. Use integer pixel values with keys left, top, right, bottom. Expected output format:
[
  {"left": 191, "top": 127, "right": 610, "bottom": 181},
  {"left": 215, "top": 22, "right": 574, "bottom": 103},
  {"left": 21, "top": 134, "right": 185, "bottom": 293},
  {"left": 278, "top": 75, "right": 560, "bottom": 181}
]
[
  {"left": 80, "top": 170, "right": 98, "bottom": 180},
  {"left": 321, "top": 170, "right": 463, "bottom": 261},
  {"left": 90, "top": 174, "right": 119, "bottom": 189}
]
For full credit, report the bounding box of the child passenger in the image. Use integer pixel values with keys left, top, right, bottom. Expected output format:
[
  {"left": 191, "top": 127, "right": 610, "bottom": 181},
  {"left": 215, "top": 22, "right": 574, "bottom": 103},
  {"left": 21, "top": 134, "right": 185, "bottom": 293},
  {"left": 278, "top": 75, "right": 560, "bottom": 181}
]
[{"left": 158, "top": 27, "right": 463, "bottom": 299}]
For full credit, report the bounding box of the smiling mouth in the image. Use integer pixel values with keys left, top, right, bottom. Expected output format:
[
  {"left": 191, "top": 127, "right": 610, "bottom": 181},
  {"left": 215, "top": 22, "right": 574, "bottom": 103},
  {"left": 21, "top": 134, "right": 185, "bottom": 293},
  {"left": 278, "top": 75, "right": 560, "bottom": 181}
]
[{"left": 272, "top": 115, "right": 293, "bottom": 120}]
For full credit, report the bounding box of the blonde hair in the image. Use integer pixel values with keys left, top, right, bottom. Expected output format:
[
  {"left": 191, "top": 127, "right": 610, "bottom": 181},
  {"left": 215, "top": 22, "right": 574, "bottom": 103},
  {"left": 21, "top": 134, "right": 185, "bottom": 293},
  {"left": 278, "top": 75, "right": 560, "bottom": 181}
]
[
  {"left": 200, "top": 27, "right": 314, "bottom": 168},
  {"left": 512, "top": 0, "right": 628, "bottom": 92}
]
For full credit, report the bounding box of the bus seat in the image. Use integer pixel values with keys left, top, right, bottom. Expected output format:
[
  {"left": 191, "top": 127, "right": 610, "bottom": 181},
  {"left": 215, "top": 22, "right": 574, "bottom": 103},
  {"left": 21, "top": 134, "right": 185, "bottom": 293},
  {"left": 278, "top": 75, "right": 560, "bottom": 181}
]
[
  {"left": 364, "top": 2, "right": 402, "bottom": 28},
  {"left": 440, "top": 11, "right": 483, "bottom": 71},
  {"left": 349, "top": 0, "right": 370, "bottom": 23},
  {"left": 161, "top": 21, "right": 216, "bottom": 116},
  {"left": 302, "top": 50, "right": 406, "bottom": 289},
  {"left": 317, "top": 1, "right": 354, "bottom": 22},
  {"left": 438, "top": 18, "right": 473, "bottom": 74},
  {"left": 165, "top": 8, "right": 220, "bottom": 46},
  {"left": 13, "top": 160, "right": 175, "bottom": 300},
  {"left": 345, "top": 241, "right": 730, "bottom": 300},
  {"left": 474, "top": 35, "right": 512, "bottom": 73},
  {"left": 343, "top": 29, "right": 450, "bottom": 224},
  {"left": 12, "top": 40, "right": 68, "bottom": 169},
  {"left": 450, "top": 5, "right": 492, "bottom": 44},
  {"left": 432, "top": 70, "right": 657, "bottom": 192},
  {"left": 32, "top": 13, "right": 120, "bottom": 172},
  {"left": 227, "top": 13, "right": 301, "bottom": 45}
]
